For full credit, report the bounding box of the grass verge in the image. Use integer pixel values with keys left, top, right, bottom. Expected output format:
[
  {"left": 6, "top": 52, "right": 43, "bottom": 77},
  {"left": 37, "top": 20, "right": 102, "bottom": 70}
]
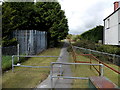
[
  {"left": 2, "top": 55, "right": 15, "bottom": 71},
  {"left": 2, "top": 55, "right": 29, "bottom": 72},
  {"left": 2, "top": 48, "right": 61, "bottom": 88},
  {"left": 70, "top": 54, "right": 120, "bottom": 88}
]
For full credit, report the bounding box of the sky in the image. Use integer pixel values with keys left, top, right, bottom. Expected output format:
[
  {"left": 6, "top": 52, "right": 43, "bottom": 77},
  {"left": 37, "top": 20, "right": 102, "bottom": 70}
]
[
  {"left": 0, "top": 0, "right": 117, "bottom": 34},
  {"left": 58, "top": 0, "right": 116, "bottom": 35}
]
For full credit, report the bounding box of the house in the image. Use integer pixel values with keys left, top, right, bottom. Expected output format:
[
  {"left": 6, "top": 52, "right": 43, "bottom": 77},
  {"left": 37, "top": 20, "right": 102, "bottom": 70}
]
[{"left": 103, "top": 1, "right": 120, "bottom": 45}]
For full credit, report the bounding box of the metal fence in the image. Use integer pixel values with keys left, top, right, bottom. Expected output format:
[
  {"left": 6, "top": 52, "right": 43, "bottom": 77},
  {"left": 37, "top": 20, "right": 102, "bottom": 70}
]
[
  {"left": 2, "top": 46, "right": 17, "bottom": 55},
  {"left": 73, "top": 46, "right": 120, "bottom": 66},
  {"left": 13, "top": 30, "right": 47, "bottom": 55}
]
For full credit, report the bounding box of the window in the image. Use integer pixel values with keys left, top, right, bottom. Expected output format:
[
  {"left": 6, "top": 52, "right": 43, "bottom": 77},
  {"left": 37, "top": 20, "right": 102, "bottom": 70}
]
[{"left": 106, "top": 18, "right": 110, "bottom": 29}]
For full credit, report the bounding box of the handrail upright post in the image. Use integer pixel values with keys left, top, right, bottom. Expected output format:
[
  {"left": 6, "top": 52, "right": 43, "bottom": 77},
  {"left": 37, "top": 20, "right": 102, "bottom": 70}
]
[
  {"left": 17, "top": 44, "right": 20, "bottom": 62},
  {"left": 50, "top": 63, "right": 53, "bottom": 89},
  {"left": 60, "top": 64, "right": 62, "bottom": 76},
  {"left": 90, "top": 55, "right": 92, "bottom": 69},
  {"left": 12, "top": 55, "right": 14, "bottom": 72},
  {"left": 99, "top": 62, "right": 101, "bottom": 76},
  {"left": 100, "top": 64, "right": 104, "bottom": 76}
]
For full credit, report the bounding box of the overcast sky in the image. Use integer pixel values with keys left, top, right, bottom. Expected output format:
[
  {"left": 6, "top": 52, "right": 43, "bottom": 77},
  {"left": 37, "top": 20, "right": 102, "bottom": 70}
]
[{"left": 58, "top": 0, "right": 116, "bottom": 35}]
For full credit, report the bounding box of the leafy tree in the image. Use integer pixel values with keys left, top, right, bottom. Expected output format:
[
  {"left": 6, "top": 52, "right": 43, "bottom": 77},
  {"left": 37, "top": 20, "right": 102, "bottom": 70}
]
[
  {"left": 35, "top": 2, "right": 68, "bottom": 47},
  {"left": 2, "top": 2, "right": 69, "bottom": 47},
  {"left": 2, "top": 2, "right": 35, "bottom": 46},
  {"left": 66, "top": 34, "right": 72, "bottom": 39}
]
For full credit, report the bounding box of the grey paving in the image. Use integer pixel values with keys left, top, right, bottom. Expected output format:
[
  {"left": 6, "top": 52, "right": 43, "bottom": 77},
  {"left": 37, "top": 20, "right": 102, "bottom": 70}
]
[{"left": 36, "top": 40, "right": 72, "bottom": 89}]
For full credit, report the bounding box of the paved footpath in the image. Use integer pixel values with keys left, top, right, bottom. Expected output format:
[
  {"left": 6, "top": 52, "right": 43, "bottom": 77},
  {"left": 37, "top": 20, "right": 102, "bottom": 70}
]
[{"left": 37, "top": 40, "right": 73, "bottom": 88}]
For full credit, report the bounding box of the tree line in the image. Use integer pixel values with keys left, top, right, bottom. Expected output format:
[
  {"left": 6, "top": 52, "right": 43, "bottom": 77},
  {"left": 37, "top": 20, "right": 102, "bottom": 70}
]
[
  {"left": 69, "top": 25, "right": 120, "bottom": 55},
  {"left": 80, "top": 25, "right": 103, "bottom": 43},
  {"left": 2, "top": 2, "right": 69, "bottom": 47}
]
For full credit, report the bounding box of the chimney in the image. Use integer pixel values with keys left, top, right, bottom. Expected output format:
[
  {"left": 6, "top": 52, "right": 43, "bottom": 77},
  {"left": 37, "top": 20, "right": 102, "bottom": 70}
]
[{"left": 114, "top": 1, "right": 120, "bottom": 11}]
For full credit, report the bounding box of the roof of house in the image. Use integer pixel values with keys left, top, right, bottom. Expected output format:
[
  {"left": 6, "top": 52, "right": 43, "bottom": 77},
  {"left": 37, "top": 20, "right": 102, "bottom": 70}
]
[{"left": 103, "top": 7, "right": 120, "bottom": 21}]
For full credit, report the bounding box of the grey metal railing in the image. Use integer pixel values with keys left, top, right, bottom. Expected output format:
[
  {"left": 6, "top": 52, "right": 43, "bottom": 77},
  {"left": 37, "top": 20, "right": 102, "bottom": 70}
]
[
  {"left": 73, "top": 46, "right": 120, "bottom": 66},
  {"left": 12, "top": 55, "right": 61, "bottom": 72},
  {"left": 50, "top": 62, "right": 104, "bottom": 88}
]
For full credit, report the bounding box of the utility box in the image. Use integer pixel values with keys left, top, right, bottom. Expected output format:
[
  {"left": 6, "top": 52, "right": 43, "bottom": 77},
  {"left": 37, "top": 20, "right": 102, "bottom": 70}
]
[{"left": 88, "top": 76, "right": 118, "bottom": 89}]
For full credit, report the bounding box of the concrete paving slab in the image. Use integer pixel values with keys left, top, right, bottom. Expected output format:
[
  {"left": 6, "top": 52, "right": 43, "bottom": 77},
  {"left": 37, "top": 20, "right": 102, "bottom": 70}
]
[{"left": 37, "top": 40, "right": 72, "bottom": 89}]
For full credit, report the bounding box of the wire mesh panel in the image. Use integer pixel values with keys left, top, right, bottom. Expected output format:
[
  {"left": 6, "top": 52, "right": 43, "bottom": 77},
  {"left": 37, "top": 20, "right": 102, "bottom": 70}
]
[
  {"left": 2, "top": 46, "right": 17, "bottom": 55},
  {"left": 13, "top": 30, "right": 47, "bottom": 55}
]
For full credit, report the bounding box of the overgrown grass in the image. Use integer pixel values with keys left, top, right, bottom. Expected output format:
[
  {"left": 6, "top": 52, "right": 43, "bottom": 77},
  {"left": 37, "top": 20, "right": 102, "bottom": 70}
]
[
  {"left": 2, "top": 48, "right": 61, "bottom": 88},
  {"left": 70, "top": 53, "right": 120, "bottom": 88},
  {"left": 2, "top": 55, "right": 28, "bottom": 71},
  {"left": 2, "top": 56, "right": 17, "bottom": 71},
  {"left": 70, "top": 55, "right": 98, "bottom": 88}
]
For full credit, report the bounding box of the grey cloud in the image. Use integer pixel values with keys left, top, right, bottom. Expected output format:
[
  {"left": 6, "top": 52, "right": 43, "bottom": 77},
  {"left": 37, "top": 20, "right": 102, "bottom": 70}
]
[
  {"left": 68, "top": 0, "right": 114, "bottom": 34},
  {"left": 79, "top": 1, "right": 108, "bottom": 32}
]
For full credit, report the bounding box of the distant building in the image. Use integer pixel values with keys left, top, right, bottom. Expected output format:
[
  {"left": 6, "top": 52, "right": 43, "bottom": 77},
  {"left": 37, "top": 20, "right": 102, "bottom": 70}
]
[{"left": 103, "top": 1, "right": 120, "bottom": 45}]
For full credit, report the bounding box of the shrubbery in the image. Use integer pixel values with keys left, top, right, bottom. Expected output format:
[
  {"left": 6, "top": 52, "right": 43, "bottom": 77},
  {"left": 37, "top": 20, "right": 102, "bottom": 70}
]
[
  {"left": 80, "top": 25, "right": 103, "bottom": 43},
  {"left": 96, "top": 44, "right": 120, "bottom": 55},
  {"left": 73, "top": 40, "right": 120, "bottom": 55},
  {"left": 2, "top": 55, "right": 29, "bottom": 72},
  {"left": 2, "top": 38, "right": 17, "bottom": 47},
  {"left": 73, "top": 40, "right": 96, "bottom": 50}
]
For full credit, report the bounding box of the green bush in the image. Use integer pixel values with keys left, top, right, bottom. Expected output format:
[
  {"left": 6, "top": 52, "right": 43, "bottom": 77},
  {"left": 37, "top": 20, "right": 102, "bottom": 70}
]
[
  {"left": 73, "top": 40, "right": 96, "bottom": 50},
  {"left": 96, "top": 45, "right": 120, "bottom": 55},
  {"left": 2, "top": 38, "right": 17, "bottom": 47},
  {"left": 67, "top": 45, "right": 73, "bottom": 52},
  {"left": 73, "top": 40, "right": 120, "bottom": 55},
  {"left": 2, "top": 55, "right": 28, "bottom": 72},
  {"left": 2, "top": 55, "right": 17, "bottom": 71},
  {"left": 66, "top": 34, "right": 72, "bottom": 39},
  {"left": 80, "top": 25, "right": 103, "bottom": 43}
]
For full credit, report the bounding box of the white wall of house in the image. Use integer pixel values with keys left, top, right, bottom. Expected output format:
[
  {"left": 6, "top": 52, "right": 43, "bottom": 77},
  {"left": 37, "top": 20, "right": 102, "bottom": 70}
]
[
  {"left": 104, "top": 10, "right": 119, "bottom": 45},
  {"left": 118, "top": 10, "right": 120, "bottom": 45}
]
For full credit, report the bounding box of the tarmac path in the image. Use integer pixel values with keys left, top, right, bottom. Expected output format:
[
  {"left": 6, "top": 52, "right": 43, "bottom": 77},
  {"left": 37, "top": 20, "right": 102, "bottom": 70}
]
[{"left": 37, "top": 40, "right": 73, "bottom": 89}]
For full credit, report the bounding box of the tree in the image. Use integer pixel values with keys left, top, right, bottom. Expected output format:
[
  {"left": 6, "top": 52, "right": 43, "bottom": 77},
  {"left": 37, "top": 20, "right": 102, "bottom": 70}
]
[
  {"left": 35, "top": 2, "right": 68, "bottom": 47},
  {"left": 2, "top": 2, "right": 35, "bottom": 46},
  {"left": 81, "top": 25, "right": 103, "bottom": 43},
  {"left": 2, "top": 2, "right": 69, "bottom": 47}
]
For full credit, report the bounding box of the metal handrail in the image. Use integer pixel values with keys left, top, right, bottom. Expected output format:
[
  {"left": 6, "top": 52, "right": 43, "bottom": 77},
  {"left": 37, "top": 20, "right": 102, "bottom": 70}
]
[
  {"left": 12, "top": 55, "right": 61, "bottom": 72},
  {"left": 73, "top": 46, "right": 120, "bottom": 74},
  {"left": 12, "top": 55, "right": 60, "bottom": 58},
  {"left": 50, "top": 62, "right": 104, "bottom": 88}
]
